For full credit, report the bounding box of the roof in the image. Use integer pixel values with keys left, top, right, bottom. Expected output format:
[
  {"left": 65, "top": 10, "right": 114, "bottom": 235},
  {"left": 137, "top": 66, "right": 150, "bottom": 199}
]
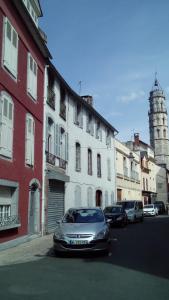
[
  {"left": 12, "top": 0, "right": 52, "bottom": 59},
  {"left": 49, "top": 62, "right": 118, "bottom": 135}
]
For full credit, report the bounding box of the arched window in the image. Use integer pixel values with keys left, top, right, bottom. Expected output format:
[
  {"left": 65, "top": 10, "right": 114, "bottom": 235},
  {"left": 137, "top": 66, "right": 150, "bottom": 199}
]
[
  {"left": 74, "top": 185, "right": 81, "bottom": 206},
  {"left": 105, "top": 191, "right": 109, "bottom": 207},
  {"left": 87, "top": 187, "right": 93, "bottom": 206},
  {"left": 0, "top": 91, "right": 14, "bottom": 158},
  {"left": 157, "top": 128, "right": 160, "bottom": 138},
  {"left": 97, "top": 154, "right": 101, "bottom": 177},
  {"left": 163, "top": 129, "right": 166, "bottom": 138},
  {"left": 88, "top": 149, "right": 92, "bottom": 175},
  {"left": 107, "top": 158, "right": 111, "bottom": 181},
  {"left": 75, "top": 142, "right": 81, "bottom": 171}
]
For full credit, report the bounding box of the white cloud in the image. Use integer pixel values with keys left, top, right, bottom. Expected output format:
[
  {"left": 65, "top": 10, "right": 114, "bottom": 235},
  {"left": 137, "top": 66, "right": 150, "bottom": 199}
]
[{"left": 118, "top": 90, "right": 145, "bottom": 103}]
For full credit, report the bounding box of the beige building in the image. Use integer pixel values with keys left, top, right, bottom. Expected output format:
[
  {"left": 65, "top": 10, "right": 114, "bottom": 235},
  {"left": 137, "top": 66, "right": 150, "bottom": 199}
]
[{"left": 115, "top": 139, "right": 141, "bottom": 201}]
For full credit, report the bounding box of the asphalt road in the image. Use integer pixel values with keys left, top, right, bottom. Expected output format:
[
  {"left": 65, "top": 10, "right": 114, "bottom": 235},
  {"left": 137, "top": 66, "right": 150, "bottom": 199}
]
[{"left": 0, "top": 215, "right": 169, "bottom": 300}]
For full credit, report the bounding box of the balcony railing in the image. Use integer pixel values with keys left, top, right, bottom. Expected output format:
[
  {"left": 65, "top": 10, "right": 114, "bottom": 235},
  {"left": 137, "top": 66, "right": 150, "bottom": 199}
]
[
  {"left": 46, "top": 152, "right": 56, "bottom": 165},
  {"left": 47, "top": 88, "right": 55, "bottom": 110},
  {"left": 59, "top": 158, "right": 66, "bottom": 169},
  {"left": 0, "top": 215, "right": 20, "bottom": 231}
]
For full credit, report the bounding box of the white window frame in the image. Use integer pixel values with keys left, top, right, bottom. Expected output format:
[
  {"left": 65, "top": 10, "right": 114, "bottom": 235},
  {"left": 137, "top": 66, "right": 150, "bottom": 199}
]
[
  {"left": 0, "top": 91, "right": 14, "bottom": 159},
  {"left": 2, "top": 17, "right": 18, "bottom": 79},
  {"left": 25, "top": 114, "right": 35, "bottom": 166},
  {"left": 27, "top": 53, "right": 38, "bottom": 100}
]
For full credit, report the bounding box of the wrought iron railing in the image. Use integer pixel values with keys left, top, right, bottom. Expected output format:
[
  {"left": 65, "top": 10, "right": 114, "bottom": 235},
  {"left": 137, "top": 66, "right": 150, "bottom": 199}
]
[
  {"left": 59, "top": 158, "right": 66, "bottom": 169},
  {"left": 0, "top": 215, "right": 20, "bottom": 229},
  {"left": 46, "top": 152, "right": 56, "bottom": 165}
]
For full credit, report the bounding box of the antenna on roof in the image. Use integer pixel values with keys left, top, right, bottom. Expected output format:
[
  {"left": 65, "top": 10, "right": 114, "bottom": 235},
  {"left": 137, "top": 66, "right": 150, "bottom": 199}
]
[{"left": 78, "top": 81, "right": 82, "bottom": 95}]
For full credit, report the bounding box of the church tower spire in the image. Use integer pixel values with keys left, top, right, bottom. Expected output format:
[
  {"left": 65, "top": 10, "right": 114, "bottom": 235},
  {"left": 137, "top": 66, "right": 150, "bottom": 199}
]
[{"left": 148, "top": 75, "right": 169, "bottom": 167}]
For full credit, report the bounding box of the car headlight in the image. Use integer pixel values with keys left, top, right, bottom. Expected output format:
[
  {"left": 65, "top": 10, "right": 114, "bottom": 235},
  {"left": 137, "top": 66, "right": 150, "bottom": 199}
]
[
  {"left": 54, "top": 231, "right": 65, "bottom": 239},
  {"left": 94, "top": 229, "right": 107, "bottom": 239},
  {"left": 116, "top": 216, "right": 123, "bottom": 221},
  {"left": 127, "top": 211, "right": 133, "bottom": 216}
]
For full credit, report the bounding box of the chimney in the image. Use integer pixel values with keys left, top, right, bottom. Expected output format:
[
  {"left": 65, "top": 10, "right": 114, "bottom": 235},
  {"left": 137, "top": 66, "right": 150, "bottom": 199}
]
[
  {"left": 134, "top": 133, "right": 140, "bottom": 146},
  {"left": 81, "top": 95, "right": 93, "bottom": 107}
]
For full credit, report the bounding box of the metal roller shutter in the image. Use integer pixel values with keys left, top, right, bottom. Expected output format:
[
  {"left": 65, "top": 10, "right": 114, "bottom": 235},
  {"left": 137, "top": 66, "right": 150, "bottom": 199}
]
[{"left": 47, "top": 180, "right": 64, "bottom": 233}]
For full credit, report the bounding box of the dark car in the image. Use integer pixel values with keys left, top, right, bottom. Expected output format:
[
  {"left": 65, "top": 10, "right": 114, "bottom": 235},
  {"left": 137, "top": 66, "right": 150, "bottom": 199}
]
[
  {"left": 103, "top": 205, "right": 128, "bottom": 227},
  {"left": 154, "top": 201, "right": 166, "bottom": 214}
]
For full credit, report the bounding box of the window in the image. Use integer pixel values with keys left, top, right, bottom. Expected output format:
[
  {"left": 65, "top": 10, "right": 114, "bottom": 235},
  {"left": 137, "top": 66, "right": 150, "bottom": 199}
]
[
  {"left": 86, "top": 113, "right": 94, "bottom": 135},
  {"left": 123, "top": 157, "right": 128, "bottom": 177},
  {"left": 96, "top": 121, "right": 102, "bottom": 141},
  {"left": 88, "top": 149, "right": 92, "bottom": 175},
  {"left": 107, "top": 158, "right": 111, "bottom": 181},
  {"left": 75, "top": 142, "right": 81, "bottom": 171},
  {"left": 163, "top": 129, "right": 166, "bottom": 138},
  {"left": 146, "top": 178, "right": 148, "bottom": 190},
  {"left": 27, "top": 53, "right": 37, "bottom": 100},
  {"left": 60, "top": 87, "right": 66, "bottom": 120},
  {"left": 87, "top": 187, "right": 93, "bottom": 206},
  {"left": 106, "top": 129, "right": 111, "bottom": 148},
  {"left": 74, "top": 186, "right": 81, "bottom": 207},
  {"left": 97, "top": 154, "right": 101, "bottom": 177},
  {"left": 46, "top": 117, "right": 55, "bottom": 154},
  {"left": 25, "top": 114, "right": 35, "bottom": 166},
  {"left": 0, "top": 182, "right": 19, "bottom": 231},
  {"left": 143, "top": 178, "right": 145, "bottom": 190},
  {"left": 3, "top": 17, "right": 18, "bottom": 78},
  {"left": 157, "top": 128, "right": 160, "bottom": 138},
  {"left": 22, "top": 0, "right": 38, "bottom": 26},
  {"left": 55, "top": 125, "right": 68, "bottom": 163},
  {"left": 0, "top": 92, "right": 14, "bottom": 158},
  {"left": 74, "top": 103, "right": 83, "bottom": 128}
]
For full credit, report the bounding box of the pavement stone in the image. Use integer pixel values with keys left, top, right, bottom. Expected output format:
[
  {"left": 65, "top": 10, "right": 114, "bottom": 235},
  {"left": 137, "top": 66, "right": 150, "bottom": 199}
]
[{"left": 0, "top": 234, "right": 53, "bottom": 266}]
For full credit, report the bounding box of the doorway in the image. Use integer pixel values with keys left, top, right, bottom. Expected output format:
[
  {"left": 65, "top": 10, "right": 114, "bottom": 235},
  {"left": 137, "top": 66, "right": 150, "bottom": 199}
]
[
  {"left": 96, "top": 190, "right": 102, "bottom": 207},
  {"left": 29, "top": 182, "right": 40, "bottom": 234}
]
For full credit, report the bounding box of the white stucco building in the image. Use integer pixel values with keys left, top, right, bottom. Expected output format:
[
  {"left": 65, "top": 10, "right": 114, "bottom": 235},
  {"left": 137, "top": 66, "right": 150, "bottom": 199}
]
[
  {"left": 115, "top": 139, "right": 141, "bottom": 201},
  {"left": 43, "top": 63, "right": 118, "bottom": 233}
]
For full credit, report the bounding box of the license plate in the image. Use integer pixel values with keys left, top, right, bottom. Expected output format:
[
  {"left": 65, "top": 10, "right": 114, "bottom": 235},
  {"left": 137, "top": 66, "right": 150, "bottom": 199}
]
[{"left": 69, "top": 240, "right": 88, "bottom": 245}]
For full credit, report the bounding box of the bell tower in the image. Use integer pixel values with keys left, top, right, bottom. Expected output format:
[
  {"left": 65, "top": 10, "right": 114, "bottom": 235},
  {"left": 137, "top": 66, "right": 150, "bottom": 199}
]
[{"left": 148, "top": 76, "right": 169, "bottom": 167}]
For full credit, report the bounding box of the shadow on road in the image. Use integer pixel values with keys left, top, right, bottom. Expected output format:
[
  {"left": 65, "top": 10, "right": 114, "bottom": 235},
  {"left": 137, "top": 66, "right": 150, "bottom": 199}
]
[{"left": 47, "top": 216, "right": 169, "bottom": 280}]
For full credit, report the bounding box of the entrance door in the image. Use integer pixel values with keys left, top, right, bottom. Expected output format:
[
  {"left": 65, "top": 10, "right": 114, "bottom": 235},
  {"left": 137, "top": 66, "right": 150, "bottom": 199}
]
[
  {"left": 29, "top": 183, "right": 40, "bottom": 234},
  {"left": 117, "top": 189, "right": 122, "bottom": 201},
  {"left": 29, "top": 185, "right": 36, "bottom": 234},
  {"left": 96, "top": 190, "right": 102, "bottom": 207}
]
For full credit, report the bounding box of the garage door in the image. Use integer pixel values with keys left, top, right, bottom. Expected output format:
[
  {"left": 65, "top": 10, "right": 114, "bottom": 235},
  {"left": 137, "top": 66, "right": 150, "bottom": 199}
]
[{"left": 47, "top": 180, "right": 64, "bottom": 233}]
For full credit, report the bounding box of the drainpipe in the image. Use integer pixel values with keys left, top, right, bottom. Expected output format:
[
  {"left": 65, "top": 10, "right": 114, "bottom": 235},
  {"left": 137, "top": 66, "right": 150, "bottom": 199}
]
[{"left": 41, "top": 65, "right": 48, "bottom": 236}]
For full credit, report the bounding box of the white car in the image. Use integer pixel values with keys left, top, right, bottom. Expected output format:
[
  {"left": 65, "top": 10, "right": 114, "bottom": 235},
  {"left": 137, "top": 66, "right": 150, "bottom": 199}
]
[{"left": 143, "top": 204, "right": 158, "bottom": 216}]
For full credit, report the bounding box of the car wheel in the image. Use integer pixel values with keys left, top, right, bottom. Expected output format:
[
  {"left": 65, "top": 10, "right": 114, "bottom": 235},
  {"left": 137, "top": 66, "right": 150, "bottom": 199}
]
[{"left": 140, "top": 215, "right": 144, "bottom": 222}]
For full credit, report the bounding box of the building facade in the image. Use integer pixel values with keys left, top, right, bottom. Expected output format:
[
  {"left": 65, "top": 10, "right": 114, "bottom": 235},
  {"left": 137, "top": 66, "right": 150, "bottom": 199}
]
[
  {"left": 44, "top": 63, "right": 118, "bottom": 233},
  {"left": 115, "top": 139, "right": 141, "bottom": 201},
  {"left": 0, "top": 0, "right": 51, "bottom": 245}
]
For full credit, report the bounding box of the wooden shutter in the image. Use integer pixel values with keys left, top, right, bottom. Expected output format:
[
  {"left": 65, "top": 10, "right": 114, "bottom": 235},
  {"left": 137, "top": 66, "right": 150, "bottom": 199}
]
[
  {"left": 25, "top": 115, "right": 34, "bottom": 165},
  {"left": 3, "top": 18, "right": 18, "bottom": 78},
  {"left": 27, "top": 53, "right": 37, "bottom": 100},
  {"left": 0, "top": 94, "right": 13, "bottom": 158},
  {"left": 55, "top": 124, "right": 60, "bottom": 157},
  {"left": 65, "top": 132, "right": 69, "bottom": 161}
]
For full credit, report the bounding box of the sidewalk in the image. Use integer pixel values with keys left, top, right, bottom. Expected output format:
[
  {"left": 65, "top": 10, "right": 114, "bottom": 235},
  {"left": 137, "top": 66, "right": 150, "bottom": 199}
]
[{"left": 0, "top": 234, "right": 53, "bottom": 266}]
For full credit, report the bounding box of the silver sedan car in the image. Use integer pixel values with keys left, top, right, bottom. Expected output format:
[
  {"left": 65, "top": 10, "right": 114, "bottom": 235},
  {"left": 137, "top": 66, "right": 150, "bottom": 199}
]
[{"left": 53, "top": 207, "right": 110, "bottom": 253}]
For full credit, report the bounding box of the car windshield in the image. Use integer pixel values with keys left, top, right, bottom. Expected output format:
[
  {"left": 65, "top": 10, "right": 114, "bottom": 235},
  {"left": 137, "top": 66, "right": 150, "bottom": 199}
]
[
  {"left": 144, "top": 205, "right": 153, "bottom": 208},
  {"left": 120, "top": 201, "right": 135, "bottom": 209},
  {"left": 63, "top": 209, "right": 104, "bottom": 223},
  {"left": 104, "top": 206, "right": 122, "bottom": 213}
]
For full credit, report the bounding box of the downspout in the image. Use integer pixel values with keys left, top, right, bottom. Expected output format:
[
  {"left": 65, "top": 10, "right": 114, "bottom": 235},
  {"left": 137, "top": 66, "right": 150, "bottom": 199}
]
[
  {"left": 41, "top": 65, "right": 48, "bottom": 236},
  {"left": 113, "top": 133, "right": 118, "bottom": 203}
]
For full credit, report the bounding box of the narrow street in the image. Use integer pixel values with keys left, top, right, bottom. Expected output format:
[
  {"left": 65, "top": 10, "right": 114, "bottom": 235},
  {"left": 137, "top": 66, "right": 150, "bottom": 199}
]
[{"left": 0, "top": 216, "right": 169, "bottom": 300}]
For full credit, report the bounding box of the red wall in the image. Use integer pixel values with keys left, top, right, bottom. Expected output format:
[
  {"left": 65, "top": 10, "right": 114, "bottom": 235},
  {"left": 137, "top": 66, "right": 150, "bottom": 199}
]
[{"left": 0, "top": 1, "right": 46, "bottom": 242}]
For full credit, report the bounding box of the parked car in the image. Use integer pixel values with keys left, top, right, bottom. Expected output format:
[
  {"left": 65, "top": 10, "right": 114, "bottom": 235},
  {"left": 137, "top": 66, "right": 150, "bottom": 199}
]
[
  {"left": 143, "top": 204, "right": 158, "bottom": 216},
  {"left": 154, "top": 201, "right": 166, "bottom": 214},
  {"left": 116, "top": 200, "right": 144, "bottom": 223},
  {"left": 104, "top": 205, "right": 128, "bottom": 227},
  {"left": 53, "top": 207, "right": 110, "bottom": 254}
]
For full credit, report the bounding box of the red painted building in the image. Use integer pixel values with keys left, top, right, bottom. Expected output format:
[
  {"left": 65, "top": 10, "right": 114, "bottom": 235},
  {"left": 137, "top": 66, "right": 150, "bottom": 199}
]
[{"left": 0, "top": 0, "right": 51, "bottom": 246}]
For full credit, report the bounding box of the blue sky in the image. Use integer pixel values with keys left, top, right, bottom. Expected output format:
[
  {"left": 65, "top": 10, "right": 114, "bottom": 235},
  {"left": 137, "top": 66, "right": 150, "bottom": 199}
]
[{"left": 40, "top": 0, "right": 169, "bottom": 143}]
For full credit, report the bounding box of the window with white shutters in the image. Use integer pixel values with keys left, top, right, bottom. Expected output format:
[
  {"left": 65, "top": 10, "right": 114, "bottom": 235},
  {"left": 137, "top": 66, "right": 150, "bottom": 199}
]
[
  {"left": 27, "top": 53, "right": 37, "bottom": 100},
  {"left": 0, "top": 92, "right": 14, "bottom": 158},
  {"left": 25, "top": 114, "right": 35, "bottom": 166},
  {"left": 3, "top": 17, "right": 18, "bottom": 78}
]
